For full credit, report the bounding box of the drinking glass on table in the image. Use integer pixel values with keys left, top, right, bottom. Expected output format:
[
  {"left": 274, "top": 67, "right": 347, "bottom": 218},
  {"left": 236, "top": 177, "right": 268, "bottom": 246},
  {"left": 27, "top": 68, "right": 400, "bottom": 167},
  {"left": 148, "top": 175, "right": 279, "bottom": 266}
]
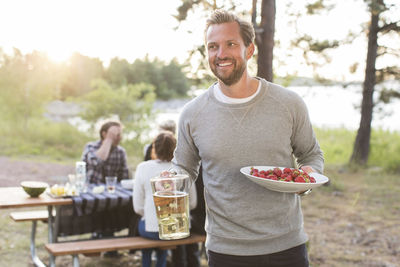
[
  {"left": 106, "top": 176, "right": 117, "bottom": 193},
  {"left": 150, "top": 174, "right": 190, "bottom": 240}
]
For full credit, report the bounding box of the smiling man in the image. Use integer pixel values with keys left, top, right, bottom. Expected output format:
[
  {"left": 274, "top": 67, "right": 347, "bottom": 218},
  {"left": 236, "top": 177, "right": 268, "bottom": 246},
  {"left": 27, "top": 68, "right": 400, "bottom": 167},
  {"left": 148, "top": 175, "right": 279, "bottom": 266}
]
[{"left": 171, "top": 9, "right": 324, "bottom": 267}]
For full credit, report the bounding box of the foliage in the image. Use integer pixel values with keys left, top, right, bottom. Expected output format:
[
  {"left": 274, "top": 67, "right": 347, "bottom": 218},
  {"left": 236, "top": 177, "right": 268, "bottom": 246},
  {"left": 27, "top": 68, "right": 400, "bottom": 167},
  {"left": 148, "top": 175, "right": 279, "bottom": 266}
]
[
  {"left": 60, "top": 52, "right": 104, "bottom": 99},
  {"left": 78, "top": 79, "right": 156, "bottom": 142},
  {"left": 130, "top": 57, "right": 191, "bottom": 99},
  {"left": 0, "top": 118, "right": 90, "bottom": 160},
  {"left": 315, "top": 127, "right": 356, "bottom": 165},
  {"left": 368, "top": 129, "right": 400, "bottom": 173},
  {"left": 104, "top": 56, "right": 191, "bottom": 100},
  {"left": 0, "top": 49, "right": 61, "bottom": 129},
  {"left": 104, "top": 57, "right": 133, "bottom": 87},
  {"left": 315, "top": 127, "right": 400, "bottom": 173}
]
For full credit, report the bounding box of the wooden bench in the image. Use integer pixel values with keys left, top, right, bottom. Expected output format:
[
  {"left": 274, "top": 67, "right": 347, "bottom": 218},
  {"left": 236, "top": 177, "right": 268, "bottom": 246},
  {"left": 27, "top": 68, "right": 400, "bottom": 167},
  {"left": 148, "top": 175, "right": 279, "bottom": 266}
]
[
  {"left": 10, "top": 210, "right": 51, "bottom": 267},
  {"left": 10, "top": 210, "right": 49, "bottom": 222},
  {"left": 45, "top": 234, "right": 206, "bottom": 267}
]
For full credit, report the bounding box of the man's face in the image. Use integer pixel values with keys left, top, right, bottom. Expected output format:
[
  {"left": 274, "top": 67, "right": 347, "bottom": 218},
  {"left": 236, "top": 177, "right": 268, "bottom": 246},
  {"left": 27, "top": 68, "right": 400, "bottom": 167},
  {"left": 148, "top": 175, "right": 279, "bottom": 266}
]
[
  {"left": 206, "top": 21, "right": 253, "bottom": 86},
  {"left": 112, "top": 128, "right": 122, "bottom": 147}
]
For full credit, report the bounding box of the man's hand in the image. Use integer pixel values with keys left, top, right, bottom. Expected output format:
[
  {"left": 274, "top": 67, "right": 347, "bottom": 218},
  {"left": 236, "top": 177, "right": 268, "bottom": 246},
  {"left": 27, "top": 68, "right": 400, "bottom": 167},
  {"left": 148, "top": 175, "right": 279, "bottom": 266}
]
[
  {"left": 300, "top": 166, "right": 314, "bottom": 174},
  {"left": 297, "top": 165, "right": 315, "bottom": 196},
  {"left": 95, "top": 126, "right": 122, "bottom": 161},
  {"left": 105, "top": 126, "right": 121, "bottom": 145}
]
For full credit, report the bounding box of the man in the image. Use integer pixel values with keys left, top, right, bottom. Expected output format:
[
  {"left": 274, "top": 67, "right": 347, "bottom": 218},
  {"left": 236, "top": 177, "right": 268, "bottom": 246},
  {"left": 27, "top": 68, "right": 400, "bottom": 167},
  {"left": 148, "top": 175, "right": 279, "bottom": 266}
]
[
  {"left": 82, "top": 121, "right": 129, "bottom": 184},
  {"left": 171, "top": 9, "right": 324, "bottom": 267},
  {"left": 81, "top": 121, "right": 131, "bottom": 257}
]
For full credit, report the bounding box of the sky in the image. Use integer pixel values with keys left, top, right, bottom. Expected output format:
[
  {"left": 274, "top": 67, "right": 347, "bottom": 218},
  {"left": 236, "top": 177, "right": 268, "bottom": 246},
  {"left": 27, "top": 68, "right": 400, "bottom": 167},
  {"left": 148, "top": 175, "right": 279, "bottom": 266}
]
[{"left": 0, "top": 0, "right": 398, "bottom": 81}]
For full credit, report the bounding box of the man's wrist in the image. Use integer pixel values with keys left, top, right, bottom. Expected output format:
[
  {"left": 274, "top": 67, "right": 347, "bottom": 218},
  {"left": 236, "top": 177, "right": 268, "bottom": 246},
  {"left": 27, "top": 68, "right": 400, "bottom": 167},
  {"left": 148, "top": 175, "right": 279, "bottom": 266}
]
[{"left": 298, "top": 189, "right": 312, "bottom": 196}]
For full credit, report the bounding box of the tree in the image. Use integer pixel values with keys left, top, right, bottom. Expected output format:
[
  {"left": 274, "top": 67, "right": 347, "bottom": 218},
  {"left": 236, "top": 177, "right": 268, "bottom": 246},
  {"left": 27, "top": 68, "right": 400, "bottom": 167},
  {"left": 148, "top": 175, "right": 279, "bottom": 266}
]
[
  {"left": 79, "top": 79, "right": 156, "bottom": 138},
  {"left": 350, "top": 0, "right": 400, "bottom": 165},
  {"left": 129, "top": 56, "right": 190, "bottom": 99},
  {"left": 174, "top": 0, "right": 276, "bottom": 82},
  {"left": 60, "top": 52, "right": 104, "bottom": 99},
  {"left": 104, "top": 57, "right": 133, "bottom": 88},
  {"left": 287, "top": 0, "right": 399, "bottom": 166},
  {"left": 0, "top": 49, "right": 61, "bottom": 129},
  {"left": 252, "top": 0, "right": 276, "bottom": 81}
]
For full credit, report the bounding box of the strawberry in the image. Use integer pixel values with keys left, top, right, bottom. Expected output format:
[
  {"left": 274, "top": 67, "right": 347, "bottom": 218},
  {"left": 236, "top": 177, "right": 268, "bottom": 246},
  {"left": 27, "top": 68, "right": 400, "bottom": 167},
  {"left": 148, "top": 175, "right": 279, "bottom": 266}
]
[
  {"left": 285, "top": 175, "right": 293, "bottom": 182},
  {"left": 284, "top": 176, "right": 293, "bottom": 182},
  {"left": 273, "top": 168, "right": 282, "bottom": 177},
  {"left": 294, "top": 176, "right": 306, "bottom": 183},
  {"left": 292, "top": 169, "right": 300, "bottom": 178},
  {"left": 266, "top": 174, "right": 278, "bottom": 180},
  {"left": 283, "top": 167, "right": 292, "bottom": 174}
]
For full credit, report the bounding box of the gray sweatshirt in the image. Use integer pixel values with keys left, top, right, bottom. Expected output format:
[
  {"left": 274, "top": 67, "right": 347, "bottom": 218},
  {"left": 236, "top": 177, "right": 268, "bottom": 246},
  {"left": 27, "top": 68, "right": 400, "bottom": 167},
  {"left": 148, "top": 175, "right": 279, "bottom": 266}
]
[{"left": 172, "top": 78, "right": 324, "bottom": 256}]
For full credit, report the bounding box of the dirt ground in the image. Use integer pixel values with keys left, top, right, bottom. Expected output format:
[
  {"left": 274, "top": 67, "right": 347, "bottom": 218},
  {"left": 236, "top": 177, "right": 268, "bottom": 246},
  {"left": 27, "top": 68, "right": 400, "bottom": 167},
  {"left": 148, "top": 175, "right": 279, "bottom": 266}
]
[
  {"left": 0, "top": 156, "right": 75, "bottom": 187},
  {"left": 1, "top": 156, "right": 399, "bottom": 267}
]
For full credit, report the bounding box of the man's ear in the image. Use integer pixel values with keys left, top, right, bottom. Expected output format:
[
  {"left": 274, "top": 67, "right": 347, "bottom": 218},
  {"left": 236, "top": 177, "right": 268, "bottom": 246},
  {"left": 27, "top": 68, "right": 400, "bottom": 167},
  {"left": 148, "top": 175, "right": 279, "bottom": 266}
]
[{"left": 246, "top": 43, "right": 255, "bottom": 60}]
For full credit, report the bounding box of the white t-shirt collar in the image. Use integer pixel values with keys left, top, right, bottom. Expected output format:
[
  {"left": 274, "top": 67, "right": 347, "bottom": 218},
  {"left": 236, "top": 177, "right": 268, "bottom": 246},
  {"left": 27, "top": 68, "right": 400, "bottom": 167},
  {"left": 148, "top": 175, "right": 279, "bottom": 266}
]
[{"left": 214, "top": 81, "right": 261, "bottom": 104}]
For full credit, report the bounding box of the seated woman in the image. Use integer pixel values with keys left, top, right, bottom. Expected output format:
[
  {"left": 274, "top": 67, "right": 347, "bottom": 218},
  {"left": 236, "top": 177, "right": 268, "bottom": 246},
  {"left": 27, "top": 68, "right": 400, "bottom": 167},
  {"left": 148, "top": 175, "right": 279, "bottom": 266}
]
[{"left": 133, "top": 131, "right": 197, "bottom": 267}]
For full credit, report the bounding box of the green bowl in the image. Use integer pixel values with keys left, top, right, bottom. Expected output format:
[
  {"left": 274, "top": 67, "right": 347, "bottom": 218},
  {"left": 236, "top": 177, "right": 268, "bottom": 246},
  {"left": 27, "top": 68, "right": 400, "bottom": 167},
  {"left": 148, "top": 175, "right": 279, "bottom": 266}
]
[{"left": 21, "top": 181, "right": 49, "bottom": 197}]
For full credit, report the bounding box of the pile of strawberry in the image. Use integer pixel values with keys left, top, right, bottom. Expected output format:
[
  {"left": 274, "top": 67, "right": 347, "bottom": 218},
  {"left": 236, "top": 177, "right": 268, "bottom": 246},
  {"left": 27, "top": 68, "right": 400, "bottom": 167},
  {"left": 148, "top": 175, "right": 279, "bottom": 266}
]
[{"left": 250, "top": 167, "right": 316, "bottom": 183}]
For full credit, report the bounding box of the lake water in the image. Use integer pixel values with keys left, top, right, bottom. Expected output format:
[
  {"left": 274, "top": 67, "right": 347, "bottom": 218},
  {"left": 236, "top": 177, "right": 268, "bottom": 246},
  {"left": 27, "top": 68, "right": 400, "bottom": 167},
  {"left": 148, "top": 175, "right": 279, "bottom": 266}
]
[{"left": 152, "top": 84, "right": 400, "bottom": 133}]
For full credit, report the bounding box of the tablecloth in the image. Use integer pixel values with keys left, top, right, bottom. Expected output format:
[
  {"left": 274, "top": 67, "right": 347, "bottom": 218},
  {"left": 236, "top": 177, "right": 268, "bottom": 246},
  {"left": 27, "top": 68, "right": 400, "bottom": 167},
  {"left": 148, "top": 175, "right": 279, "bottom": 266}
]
[{"left": 55, "top": 183, "right": 138, "bottom": 237}]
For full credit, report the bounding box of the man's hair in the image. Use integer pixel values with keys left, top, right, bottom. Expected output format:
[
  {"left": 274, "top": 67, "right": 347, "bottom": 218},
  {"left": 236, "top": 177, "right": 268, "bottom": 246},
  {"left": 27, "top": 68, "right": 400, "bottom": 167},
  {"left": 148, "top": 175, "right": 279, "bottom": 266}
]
[
  {"left": 153, "top": 131, "right": 176, "bottom": 162},
  {"left": 205, "top": 9, "right": 255, "bottom": 47},
  {"left": 158, "top": 120, "right": 176, "bottom": 135},
  {"left": 99, "top": 121, "right": 121, "bottom": 140}
]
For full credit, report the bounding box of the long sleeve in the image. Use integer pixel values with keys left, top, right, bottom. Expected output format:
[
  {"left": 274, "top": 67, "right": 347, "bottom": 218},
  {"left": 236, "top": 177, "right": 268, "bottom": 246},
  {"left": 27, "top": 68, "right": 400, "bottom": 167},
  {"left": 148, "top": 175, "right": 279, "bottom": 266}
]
[
  {"left": 81, "top": 141, "right": 105, "bottom": 184},
  {"left": 172, "top": 105, "right": 202, "bottom": 183},
  {"left": 289, "top": 96, "right": 324, "bottom": 174},
  {"left": 133, "top": 167, "right": 145, "bottom": 217}
]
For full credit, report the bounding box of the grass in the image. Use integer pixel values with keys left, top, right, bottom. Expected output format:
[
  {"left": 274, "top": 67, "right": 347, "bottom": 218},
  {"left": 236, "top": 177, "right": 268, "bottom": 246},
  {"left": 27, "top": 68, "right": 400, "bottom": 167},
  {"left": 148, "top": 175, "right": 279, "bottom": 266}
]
[
  {"left": 0, "top": 118, "right": 147, "bottom": 170},
  {"left": 315, "top": 127, "right": 400, "bottom": 173}
]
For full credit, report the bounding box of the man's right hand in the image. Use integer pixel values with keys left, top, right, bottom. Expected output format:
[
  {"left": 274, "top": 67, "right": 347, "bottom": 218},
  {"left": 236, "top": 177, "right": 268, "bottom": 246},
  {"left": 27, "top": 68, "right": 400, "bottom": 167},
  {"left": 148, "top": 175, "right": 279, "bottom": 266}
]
[
  {"left": 96, "top": 126, "right": 122, "bottom": 161},
  {"left": 105, "top": 126, "right": 121, "bottom": 144}
]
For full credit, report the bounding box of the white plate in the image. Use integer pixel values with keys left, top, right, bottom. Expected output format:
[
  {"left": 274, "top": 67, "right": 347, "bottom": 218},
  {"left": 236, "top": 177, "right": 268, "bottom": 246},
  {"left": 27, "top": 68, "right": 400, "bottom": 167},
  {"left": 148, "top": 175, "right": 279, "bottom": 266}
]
[{"left": 240, "top": 166, "right": 329, "bottom": 193}]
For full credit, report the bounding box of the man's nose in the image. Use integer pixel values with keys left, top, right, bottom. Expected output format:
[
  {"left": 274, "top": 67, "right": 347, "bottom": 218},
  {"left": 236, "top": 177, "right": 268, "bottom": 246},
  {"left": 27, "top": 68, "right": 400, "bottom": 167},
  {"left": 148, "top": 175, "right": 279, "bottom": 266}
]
[{"left": 217, "top": 46, "right": 228, "bottom": 58}]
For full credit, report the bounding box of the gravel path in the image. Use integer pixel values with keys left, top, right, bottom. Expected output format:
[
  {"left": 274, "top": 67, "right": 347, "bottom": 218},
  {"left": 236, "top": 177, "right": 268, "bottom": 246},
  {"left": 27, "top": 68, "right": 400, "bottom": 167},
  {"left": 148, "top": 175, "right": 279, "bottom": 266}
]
[{"left": 0, "top": 156, "right": 75, "bottom": 187}]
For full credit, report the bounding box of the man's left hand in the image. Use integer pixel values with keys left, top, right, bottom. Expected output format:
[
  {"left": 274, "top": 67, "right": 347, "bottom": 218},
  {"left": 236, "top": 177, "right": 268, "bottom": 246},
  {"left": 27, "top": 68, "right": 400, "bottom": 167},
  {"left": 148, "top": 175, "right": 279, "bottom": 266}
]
[{"left": 297, "top": 165, "right": 315, "bottom": 196}]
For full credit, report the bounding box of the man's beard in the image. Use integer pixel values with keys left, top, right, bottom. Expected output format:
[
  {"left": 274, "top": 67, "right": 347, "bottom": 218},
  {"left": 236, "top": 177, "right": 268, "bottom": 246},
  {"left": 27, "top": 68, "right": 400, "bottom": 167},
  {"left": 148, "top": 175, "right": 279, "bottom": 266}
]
[{"left": 211, "top": 57, "right": 246, "bottom": 86}]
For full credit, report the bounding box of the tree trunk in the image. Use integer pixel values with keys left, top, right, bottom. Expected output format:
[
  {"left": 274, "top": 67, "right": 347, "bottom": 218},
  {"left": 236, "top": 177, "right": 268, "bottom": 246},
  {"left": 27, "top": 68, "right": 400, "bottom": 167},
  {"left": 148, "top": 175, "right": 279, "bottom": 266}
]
[
  {"left": 256, "top": 0, "right": 275, "bottom": 82},
  {"left": 350, "top": 6, "right": 380, "bottom": 166}
]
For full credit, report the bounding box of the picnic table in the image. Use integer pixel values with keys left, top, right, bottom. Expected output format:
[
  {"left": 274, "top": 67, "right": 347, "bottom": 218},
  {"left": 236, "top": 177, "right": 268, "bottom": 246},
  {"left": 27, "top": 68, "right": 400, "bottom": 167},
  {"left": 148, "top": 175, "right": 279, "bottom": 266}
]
[{"left": 0, "top": 183, "right": 137, "bottom": 267}]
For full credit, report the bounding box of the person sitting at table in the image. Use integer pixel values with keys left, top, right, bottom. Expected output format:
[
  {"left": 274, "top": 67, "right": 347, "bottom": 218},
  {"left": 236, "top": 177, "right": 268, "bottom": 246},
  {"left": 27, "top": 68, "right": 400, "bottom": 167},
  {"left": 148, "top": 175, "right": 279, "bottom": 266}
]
[
  {"left": 143, "top": 119, "right": 176, "bottom": 161},
  {"left": 81, "top": 120, "right": 130, "bottom": 257},
  {"left": 133, "top": 131, "right": 197, "bottom": 267},
  {"left": 81, "top": 120, "right": 130, "bottom": 184}
]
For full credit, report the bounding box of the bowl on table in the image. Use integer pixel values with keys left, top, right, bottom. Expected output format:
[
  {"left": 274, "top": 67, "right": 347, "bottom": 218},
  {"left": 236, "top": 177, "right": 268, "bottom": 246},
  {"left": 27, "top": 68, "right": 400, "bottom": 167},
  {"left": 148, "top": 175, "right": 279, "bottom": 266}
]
[
  {"left": 21, "top": 181, "right": 49, "bottom": 197},
  {"left": 121, "top": 179, "right": 134, "bottom": 190}
]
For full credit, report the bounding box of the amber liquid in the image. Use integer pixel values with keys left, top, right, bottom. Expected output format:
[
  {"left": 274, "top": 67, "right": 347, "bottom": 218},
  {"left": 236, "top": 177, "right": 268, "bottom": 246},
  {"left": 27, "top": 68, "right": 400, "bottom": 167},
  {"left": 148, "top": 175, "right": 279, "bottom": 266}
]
[{"left": 153, "top": 191, "right": 189, "bottom": 240}]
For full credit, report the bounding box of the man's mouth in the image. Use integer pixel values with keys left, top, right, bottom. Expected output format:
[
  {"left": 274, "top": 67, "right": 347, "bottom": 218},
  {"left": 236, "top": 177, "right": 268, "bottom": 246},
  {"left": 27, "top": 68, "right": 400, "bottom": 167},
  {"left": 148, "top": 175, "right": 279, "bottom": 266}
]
[{"left": 217, "top": 62, "right": 233, "bottom": 67}]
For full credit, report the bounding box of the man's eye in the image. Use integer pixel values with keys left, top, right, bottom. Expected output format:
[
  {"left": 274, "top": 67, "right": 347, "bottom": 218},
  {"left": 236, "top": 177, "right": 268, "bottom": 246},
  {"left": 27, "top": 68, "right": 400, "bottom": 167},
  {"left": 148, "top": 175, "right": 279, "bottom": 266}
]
[
  {"left": 228, "top": 42, "right": 236, "bottom": 47},
  {"left": 208, "top": 45, "right": 216, "bottom": 50}
]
